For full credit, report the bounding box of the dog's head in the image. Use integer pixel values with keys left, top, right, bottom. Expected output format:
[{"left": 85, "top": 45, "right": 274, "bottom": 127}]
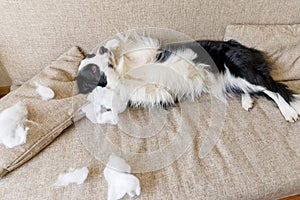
[{"left": 76, "top": 40, "right": 120, "bottom": 94}]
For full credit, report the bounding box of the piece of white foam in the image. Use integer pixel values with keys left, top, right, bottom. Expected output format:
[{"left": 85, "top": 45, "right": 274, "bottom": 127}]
[
  {"left": 82, "top": 87, "right": 126, "bottom": 125},
  {"left": 53, "top": 167, "right": 89, "bottom": 187},
  {"left": 35, "top": 82, "right": 55, "bottom": 100},
  {"left": 0, "top": 103, "right": 29, "bottom": 148},
  {"left": 104, "top": 154, "right": 141, "bottom": 200}
]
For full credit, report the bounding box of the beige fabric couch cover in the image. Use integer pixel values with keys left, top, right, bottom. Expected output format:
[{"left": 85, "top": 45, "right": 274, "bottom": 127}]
[{"left": 1, "top": 1, "right": 300, "bottom": 200}]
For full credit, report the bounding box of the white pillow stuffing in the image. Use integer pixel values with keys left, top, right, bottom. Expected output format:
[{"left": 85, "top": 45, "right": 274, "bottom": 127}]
[
  {"left": 0, "top": 103, "right": 29, "bottom": 148},
  {"left": 53, "top": 167, "right": 89, "bottom": 187},
  {"left": 35, "top": 82, "right": 55, "bottom": 100},
  {"left": 82, "top": 87, "right": 126, "bottom": 125},
  {"left": 104, "top": 154, "right": 141, "bottom": 200}
]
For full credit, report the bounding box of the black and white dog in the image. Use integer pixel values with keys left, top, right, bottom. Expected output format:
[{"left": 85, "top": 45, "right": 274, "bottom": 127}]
[{"left": 77, "top": 34, "right": 300, "bottom": 122}]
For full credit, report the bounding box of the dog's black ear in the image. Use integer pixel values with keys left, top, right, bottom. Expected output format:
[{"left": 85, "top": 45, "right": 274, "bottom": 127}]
[{"left": 99, "top": 46, "right": 108, "bottom": 55}]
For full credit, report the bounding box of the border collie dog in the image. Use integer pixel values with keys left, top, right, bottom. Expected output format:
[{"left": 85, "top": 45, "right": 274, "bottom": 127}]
[{"left": 77, "top": 33, "right": 300, "bottom": 122}]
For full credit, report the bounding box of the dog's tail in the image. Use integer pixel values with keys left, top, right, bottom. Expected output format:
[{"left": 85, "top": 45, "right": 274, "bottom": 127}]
[{"left": 267, "top": 79, "right": 295, "bottom": 103}]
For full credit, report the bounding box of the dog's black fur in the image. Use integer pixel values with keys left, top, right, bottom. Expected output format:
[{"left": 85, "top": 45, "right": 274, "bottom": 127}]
[{"left": 156, "top": 40, "right": 294, "bottom": 103}]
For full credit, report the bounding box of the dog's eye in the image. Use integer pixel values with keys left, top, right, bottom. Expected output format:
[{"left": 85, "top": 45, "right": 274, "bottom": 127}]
[
  {"left": 108, "top": 63, "right": 113, "bottom": 68},
  {"left": 91, "top": 65, "right": 97, "bottom": 73}
]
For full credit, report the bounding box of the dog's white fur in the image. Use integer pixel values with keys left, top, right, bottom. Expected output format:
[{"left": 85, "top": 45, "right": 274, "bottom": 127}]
[
  {"left": 101, "top": 34, "right": 212, "bottom": 107},
  {"left": 85, "top": 32, "right": 300, "bottom": 122}
]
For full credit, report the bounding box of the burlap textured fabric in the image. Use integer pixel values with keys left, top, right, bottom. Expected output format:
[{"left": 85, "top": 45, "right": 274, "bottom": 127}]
[
  {"left": 0, "top": 46, "right": 86, "bottom": 178},
  {"left": 1, "top": 0, "right": 300, "bottom": 87},
  {"left": 0, "top": 25, "right": 300, "bottom": 200}
]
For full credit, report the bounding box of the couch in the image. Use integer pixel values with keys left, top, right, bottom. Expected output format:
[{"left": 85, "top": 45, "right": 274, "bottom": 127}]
[{"left": 0, "top": 1, "right": 300, "bottom": 199}]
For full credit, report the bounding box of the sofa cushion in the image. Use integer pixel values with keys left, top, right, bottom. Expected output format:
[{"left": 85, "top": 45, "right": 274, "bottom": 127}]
[
  {"left": 0, "top": 46, "right": 86, "bottom": 178},
  {"left": 1, "top": 0, "right": 300, "bottom": 88}
]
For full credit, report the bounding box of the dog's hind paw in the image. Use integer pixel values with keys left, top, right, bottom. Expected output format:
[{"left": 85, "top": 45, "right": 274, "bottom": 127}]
[
  {"left": 287, "top": 115, "right": 299, "bottom": 123},
  {"left": 291, "top": 96, "right": 300, "bottom": 116},
  {"left": 282, "top": 108, "right": 299, "bottom": 123},
  {"left": 242, "top": 93, "right": 254, "bottom": 111}
]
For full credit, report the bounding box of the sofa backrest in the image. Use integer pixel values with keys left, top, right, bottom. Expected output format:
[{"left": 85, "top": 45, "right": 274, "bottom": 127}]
[{"left": 0, "top": 0, "right": 300, "bottom": 87}]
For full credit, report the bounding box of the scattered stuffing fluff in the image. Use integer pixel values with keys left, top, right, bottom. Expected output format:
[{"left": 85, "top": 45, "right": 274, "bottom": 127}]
[
  {"left": 104, "top": 154, "right": 141, "bottom": 200},
  {"left": 82, "top": 86, "right": 126, "bottom": 125},
  {"left": 35, "top": 82, "right": 55, "bottom": 100},
  {"left": 0, "top": 103, "right": 29, "bottom": 148},
  {"left": 53, "top": 167, "right": 89, "bottom": 187}
]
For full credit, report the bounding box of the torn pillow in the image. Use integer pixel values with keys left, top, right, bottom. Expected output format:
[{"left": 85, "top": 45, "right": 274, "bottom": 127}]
[
  {"left": 53, "top": 167, "right": 89, "bottom": 187},
  {"left": 104, "top": 154, "right": 141, "bottom": 200},
  {"left": 0, "top": 103, "right": 29, "bottom": 148},
  {"left": 35, "top": 82, "right": 55, "bottom": 100}
]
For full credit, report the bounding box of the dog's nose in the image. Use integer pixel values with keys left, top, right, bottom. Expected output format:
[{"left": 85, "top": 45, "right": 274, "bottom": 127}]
[{"left": 98, "top": 73, "right": 107, "bottom": 87}]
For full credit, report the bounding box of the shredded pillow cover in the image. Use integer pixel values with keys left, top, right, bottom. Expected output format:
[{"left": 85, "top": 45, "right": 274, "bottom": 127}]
[{"left": 0, "top": 46, "right": 86, "bottom": 178}]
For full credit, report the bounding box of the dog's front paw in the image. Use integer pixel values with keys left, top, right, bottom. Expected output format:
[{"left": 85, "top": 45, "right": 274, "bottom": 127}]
[{"left": 105, "top": 39, "right": 120, "bottom": 50}]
